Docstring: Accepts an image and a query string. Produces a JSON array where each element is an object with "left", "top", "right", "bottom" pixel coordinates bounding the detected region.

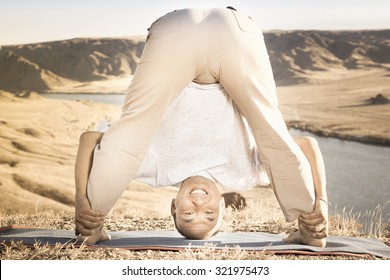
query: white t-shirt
[{"left": 133, "top": 82, "right": 269, "bottom": 191}]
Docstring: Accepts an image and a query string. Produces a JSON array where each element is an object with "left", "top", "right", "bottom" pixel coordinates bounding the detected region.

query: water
[
  {"left": 289, "top": 129, "right": 390, "bottom": 219},
  {"left": 41, "top": 93, "right": 126, "bottom": 105},
  {"left": 43, "top": 93, "right": 390, "bottom": 220}
]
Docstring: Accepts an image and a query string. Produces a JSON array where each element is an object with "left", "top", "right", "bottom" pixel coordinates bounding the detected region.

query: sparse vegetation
[{"left": 1, "top": 202, "right": 388, "bottom": 260}]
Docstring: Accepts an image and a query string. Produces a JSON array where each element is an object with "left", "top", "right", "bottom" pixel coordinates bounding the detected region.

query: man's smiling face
[{"left": 171, "top": 176, "right": 225, "bottom": 239}]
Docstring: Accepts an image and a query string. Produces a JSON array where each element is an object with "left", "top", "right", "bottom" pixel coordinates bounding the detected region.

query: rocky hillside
[
  {"left": 0, "top": 30, "right": 389, "bottom": 91},
  {"left": 0, "top": 38, "right": 144, "bottom": 92},
  {"left": 266, "top": 30, "right": 390, "bottom": 85}
]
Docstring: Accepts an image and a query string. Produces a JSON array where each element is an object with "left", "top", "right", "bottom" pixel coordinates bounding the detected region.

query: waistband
[{"left": 188, "top": 82, "right": 224, "bottom": 91}]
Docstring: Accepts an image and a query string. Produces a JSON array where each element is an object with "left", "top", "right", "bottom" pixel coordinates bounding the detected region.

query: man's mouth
[{"left": 190, "top": 189, "right": 208, "bottom": 195}]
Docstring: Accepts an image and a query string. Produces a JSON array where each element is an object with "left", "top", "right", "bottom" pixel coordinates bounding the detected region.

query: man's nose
[{"left": 192, "top": 196, "right": 206, "bottom": 206}]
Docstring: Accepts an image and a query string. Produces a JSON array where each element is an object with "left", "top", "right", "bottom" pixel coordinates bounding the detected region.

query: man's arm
[
  {"left": 74, "top": 131, "right": 105, "bottom": 236},
  {"left": 293, "top": 136, "right": 328, "bottom": 239}
]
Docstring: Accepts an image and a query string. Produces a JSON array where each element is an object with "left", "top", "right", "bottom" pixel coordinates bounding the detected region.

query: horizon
[
  {"left": 1, "top": 0, "right": 390, "bottom": 45},
  {"left": 1, "top": 28, "right": 390, "bottom": 47}
]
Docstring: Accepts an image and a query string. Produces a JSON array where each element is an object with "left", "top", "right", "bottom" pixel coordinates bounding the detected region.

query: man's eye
[
  {"left": 185, "top": 212, "right": 193, "bottom": 215},
  {"left": 205, "top": 211, "right": 214, "bottom": 214}
]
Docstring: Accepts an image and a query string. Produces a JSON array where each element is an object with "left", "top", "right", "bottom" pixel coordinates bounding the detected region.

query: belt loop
[{"left": 226, "top": 6, "right": 237, "bottom": 11}]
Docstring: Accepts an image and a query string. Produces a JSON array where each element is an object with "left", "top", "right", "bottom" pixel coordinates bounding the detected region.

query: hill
[
  {"left": 0, "top": 30, "right": 389, "bottom": 92},
  {"left": 266, "top": 30, "right": 390, "bottom": 84},
  {"left": 0, "top": 37, "right": 144, "bottom": 92}
]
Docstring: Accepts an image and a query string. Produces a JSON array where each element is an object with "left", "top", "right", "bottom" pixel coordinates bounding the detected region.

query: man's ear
[
  {"left": 220, "top": 197, "right": 226, "bottom": 213},
  {"left": 171, "top": 199, "right": 176, "bottom": 216}
]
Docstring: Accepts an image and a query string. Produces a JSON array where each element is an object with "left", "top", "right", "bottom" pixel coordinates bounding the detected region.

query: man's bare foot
[
  {"left": 282, "top": 221, "right": 326, "bottom": 248},
  {"left": 76, "top": 224, "right": 111, "bottom": 245}
]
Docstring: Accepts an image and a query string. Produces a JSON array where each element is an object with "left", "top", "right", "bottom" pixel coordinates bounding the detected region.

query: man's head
[{"left": 171, "top": 176, "right": 225, "bottom": 239}]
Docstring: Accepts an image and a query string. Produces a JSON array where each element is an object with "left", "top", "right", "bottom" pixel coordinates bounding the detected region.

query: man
[
  {"left": 75, "top": 83, "right": 328, "bottom": 246},
  {"left": 75, "top": 7, "right": 328, "bottom": 246}
]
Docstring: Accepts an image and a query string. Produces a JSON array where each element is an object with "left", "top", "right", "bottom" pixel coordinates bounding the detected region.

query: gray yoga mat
[{"left": 1, "top": 226, "right": 389, "bottom": 258}]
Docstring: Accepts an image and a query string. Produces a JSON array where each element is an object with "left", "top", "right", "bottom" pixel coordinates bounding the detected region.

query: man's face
[{"left": 171, "top": 176, "right": 225, "bottom": 239}]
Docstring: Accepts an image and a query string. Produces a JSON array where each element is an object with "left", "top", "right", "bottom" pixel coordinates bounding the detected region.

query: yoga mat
[{"left": 1, "top": 226, "right": 389, "bottom": 258}]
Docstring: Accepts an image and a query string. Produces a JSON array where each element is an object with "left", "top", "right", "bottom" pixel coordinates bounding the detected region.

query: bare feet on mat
[
  {"left": 282, "top": 221, "right": 326, "bottom": 247},
  {"left": 283, "top": 199, "right": 328, "bottom": 247},
  {"left": 75, "top": 196, "right": 109, "bottom": 244},
  {"left": 76, "top": 224, "right": 111, "bottom": 245}
]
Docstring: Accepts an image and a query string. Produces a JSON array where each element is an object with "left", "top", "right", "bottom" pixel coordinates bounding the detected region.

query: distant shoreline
[
  {"left": 39, "top": 92, "right": 126, "bottom": 95},
  {"left": 287, "top": 120, "right": 390, "bottom": 147},
  {"left": 40, "top": 91, "right": 390, "bottom": 148}
]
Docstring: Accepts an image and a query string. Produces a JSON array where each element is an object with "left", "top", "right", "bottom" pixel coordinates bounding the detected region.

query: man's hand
[
  {"left": 75, "top": 197, "right": 104, "bottom": 236},
  {"left": 299, "top": 199, "right": 328, "bottom": 239},
  {"left": 283, "top": 199, "right": 328, "bottom": 247}
]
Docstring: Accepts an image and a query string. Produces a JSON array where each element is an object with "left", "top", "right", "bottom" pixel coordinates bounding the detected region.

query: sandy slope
[{"left": 0, "top": 91, "right": 118, "bottom": 213}]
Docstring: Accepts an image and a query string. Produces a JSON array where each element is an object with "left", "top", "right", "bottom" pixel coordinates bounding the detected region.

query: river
[{"left": 43, "top": 93, "right": 390, "bottom": 223}]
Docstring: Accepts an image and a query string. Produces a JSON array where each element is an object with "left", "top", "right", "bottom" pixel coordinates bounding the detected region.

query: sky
[{"left": 0, "top": 0, "right": 389, "bottom": 45}]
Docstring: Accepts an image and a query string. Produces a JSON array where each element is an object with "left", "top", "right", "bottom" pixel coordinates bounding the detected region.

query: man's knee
[
  {"left": 294, "top": 136, "right": 318, "bottom": 152},
  {"left": 79, "top": 131, "right": 103, "bottom": 145}
]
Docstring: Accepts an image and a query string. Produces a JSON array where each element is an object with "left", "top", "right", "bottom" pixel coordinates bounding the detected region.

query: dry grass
[{"left": 1, "top": 203, "right": 388, "bottom": 260}]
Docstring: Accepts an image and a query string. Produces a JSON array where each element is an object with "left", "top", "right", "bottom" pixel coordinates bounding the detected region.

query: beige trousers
[{"left": 87, "top": 8, "right": 315, "bottom": 221}]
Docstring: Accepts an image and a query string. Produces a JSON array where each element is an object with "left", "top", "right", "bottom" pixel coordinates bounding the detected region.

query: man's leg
[
  {"left": 85, "top": 9, "right": 210, "bottom": 216},
  {"left": 74, "top": 132, "right": 110, "bottom": 243},
  {"left": 282, "top": 137, "right": 328, "bottom": 247},
  {"left": 209, "top": 9, "right": 315, "bottom": 222}
]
